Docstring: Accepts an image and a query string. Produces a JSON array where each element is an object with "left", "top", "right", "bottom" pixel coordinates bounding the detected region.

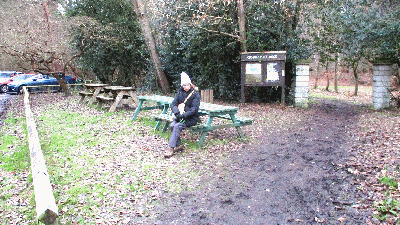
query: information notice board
[{"left": 240, "top": 51, "right": 286, "bottom": 103}]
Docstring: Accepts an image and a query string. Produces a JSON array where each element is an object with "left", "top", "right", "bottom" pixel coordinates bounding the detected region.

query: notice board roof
[{"left": 241, "top": 51, "right": 286, "bottom": 62}]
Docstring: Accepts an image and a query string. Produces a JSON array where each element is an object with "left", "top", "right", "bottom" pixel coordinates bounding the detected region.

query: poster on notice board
[
  {"left": 266, "top": 63, "right": 279, "bottom": 81},
  {"left": 245, "top": 63, "right": 262, "bottom": 83}
]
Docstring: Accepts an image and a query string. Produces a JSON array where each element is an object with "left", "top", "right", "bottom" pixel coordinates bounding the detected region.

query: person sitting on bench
[{"left": 164, "top": 72, "right": 200, "bottom": 158}]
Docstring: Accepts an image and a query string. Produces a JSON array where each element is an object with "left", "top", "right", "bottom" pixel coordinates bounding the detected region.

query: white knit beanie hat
[{"left": 180, "top": 72, "right": 191, "bottom": 86}]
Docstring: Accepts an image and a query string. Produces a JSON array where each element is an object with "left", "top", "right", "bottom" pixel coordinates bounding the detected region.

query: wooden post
[
  {"left": 201, "top": 89, "right": 213, "bottom": 103},
  {"left": 23, "top": 87, "right": 58, "bottom": 224}
]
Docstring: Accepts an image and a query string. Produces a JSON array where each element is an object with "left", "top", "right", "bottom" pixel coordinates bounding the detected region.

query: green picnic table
[{"left": 131, "top": 95, "right": 253, "bottom": 146}]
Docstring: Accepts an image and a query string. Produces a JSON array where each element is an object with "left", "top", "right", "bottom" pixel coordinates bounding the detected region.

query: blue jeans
[{"left": 168, "top": 120, "right": 187, "bottom": 148}]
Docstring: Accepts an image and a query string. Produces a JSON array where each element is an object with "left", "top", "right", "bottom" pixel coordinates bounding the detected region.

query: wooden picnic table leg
[
  {"left": 127, "top": 90, "right": 139, "bottom": 106},
  {"left": 229, "top": 113, "right": 244, "bottom": 138},
  {"left": 89, "top": 87, "right": 102, "bottom": 105},
  {"left": 97, "top": 98, "right": 103, "bottom": 108},
  {"left": 198, "top": 116, "right": 214, "bottom": 147},
  {"left": 154, "top": 104, "right": 170, "bottom": 131},
  {"left": 79, "top": 94, "right": 86, "bottom": 103},
  {"left": 131, "top": 100, "right": 144, "bottom": 121},
  {"left": 109, "top": 91, "right": 124, "bottom": 112}
]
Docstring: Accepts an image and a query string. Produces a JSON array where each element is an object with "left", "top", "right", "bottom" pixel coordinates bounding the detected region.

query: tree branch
[{"left": 196, "top": 26, "right": 240, "bottom": 39}]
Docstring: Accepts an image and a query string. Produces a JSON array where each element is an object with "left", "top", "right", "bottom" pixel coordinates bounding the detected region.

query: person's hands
[{"left": 175, "top": 114, "right": 183, "bottom": 121}]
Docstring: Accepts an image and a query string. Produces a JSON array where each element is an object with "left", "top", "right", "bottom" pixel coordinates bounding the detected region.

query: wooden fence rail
[{"left": 23, "top": 87, "right": 58, "bottom": 224}]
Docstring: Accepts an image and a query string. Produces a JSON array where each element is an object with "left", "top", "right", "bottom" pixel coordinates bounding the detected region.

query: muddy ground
[
  {"left": 145, "top": 98, "right": 371, "bottom": 224},
  {"left": 0, "top": 93, "right": 377, "bottom": 224}
]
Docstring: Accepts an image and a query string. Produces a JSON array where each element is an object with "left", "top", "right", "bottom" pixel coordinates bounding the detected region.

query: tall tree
[
  {"left": 365, "top": 0, "right": 400, "bottom": 65},
  {"left": 338, "top": 0, "right": 369, "bottom": 96},
  {"left": 130, "top": 0, "right": 170, "bottom": 94},
  {"left": 309, "top": 0, "right": 342, "bottom": 93},
  {"left": 246, "top": 0, "right": 311, "bottom": 99},
  {"left": 66, "top": 0, "right": 148, "bottom": 87},
  {"left": 237, "top": 0, "right": 247, "bottom": 52},
  {"left": 155, "top": 0, "right": 311, "bottom": 101},
  {"left": 0, "top": 0, "right": 72, "bottom": 80}
]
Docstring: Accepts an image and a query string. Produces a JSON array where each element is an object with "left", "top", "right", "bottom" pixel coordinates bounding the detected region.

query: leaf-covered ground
[{"left": 0, "top": 87, "right": 399, "bottom": 224}]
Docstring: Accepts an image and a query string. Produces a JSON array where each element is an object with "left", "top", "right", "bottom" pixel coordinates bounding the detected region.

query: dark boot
[
  {"left": 164, "top": 147, "right": 174, "bottom": 158},
  {"left": 174, "top": 145, "right": 184, "bottom": 152}
]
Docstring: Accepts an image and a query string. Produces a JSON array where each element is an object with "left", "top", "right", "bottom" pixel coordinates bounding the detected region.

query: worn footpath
[{"left": 148, "top": 99, "right": 371, "bottom": 224}]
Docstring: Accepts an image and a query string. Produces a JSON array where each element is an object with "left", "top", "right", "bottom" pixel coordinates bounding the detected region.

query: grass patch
[
  {"left": 373, "top": 175, "right": 400, "bottom": 221},
  {"left": 135, "top": 116, "right": 157, "bottom": 128},
  {"left": 0, "top": 93, "right": 253, "bottom": 224},
  {"left": 0, "top": 114, "right": 35, "bottom": 223},
  {"left": 0, "top": 117, "right": 30, "bottom": 171},
  {"left": 380, "top": 176, "right": 398, "bottom": 189},
  {"left": 314, "top": 86, "right": 372, "bottom": 93},
  {"left": 31, "top": 101, "right": 204, "bottom": 223},
  {"left": 374, "top": 197, "right": 400, "bottom": 221},
  {"left": 309, "top": 92, "right": 338, "bottom": 100}
]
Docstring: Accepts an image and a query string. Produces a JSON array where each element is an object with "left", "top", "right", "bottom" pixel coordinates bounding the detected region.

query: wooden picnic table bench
[
  {"left": 79, "top": 83, "right": 109, "bottom": 104},
  {"left": 96, "top": 86, "right": 138, "bottom": 112},
  {"left": 131, "top": 95, "right": 253, "bottom": 146}
]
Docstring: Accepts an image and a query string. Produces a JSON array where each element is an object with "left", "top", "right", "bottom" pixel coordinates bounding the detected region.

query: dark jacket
[{"left": 171, "top": 87, "right": 200, "bottom": 127}]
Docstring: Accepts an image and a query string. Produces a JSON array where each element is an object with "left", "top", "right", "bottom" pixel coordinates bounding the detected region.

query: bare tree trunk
[
  {"left": 131, "top": 0, "right": 170, "bottom": 94},
  {"left": 42, "top": 0, "right": 70, "bottom": 96},
  {"left": 42, "top": 0, "right": 68, "bottom": 95},
  {"left": 237, "top": 0, "right": 247, "bottom": 52},
  {"left": 314, "top": 63, "right": 319, "bottom": 89},
  {"left": 353, "top": 62, "right": 359, "bottom": 96},
  {"left": 42, "top": 0, "right": 51, "bottom": 32},
  {"left": 325, "top": 62, "right": 330, "bottom": 91},
  {"left": 395, "top": 64, "right": 400, "bottom": 86},
  {"left": 334, "top": 53, "right": 339, "bottom": 93}
]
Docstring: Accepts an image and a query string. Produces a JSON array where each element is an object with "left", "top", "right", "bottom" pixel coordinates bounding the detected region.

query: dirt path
[{"left": 149, "top": 98, "right": 371, "bottom": 224}]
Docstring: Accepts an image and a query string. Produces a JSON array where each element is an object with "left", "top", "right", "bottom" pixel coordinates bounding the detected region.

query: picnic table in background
[
  {"left": 96, "top": 86, "right": 138, "bottom": 112},
  {"left": 79, "top": 83, "right": 109, "bottom": 104},
  {"left": 131, "top": 95, "right": 253, "bottom": 146}
]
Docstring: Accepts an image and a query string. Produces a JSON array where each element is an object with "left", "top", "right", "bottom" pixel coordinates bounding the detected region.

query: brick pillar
[
  {"left": 295, "top": 63, "right": 310, "bottom": 107},
  {"left": 373, "top": 63, "right": 393, "bottom": 110}
]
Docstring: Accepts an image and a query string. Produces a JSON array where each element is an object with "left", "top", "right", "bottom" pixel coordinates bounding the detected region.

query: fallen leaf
[{"left": 338, "top": 216, "right": 346, "bottom": 223}]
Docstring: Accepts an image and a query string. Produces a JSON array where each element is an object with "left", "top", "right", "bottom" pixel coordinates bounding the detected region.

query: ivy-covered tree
[
  {"left": 158, "top": 0, "right": 242, "bottom": 100},
  {"left": 246, "top": 0, "right": 312, "bottom": 98},
  {"left": 309, "top": 0, "right": 342, "bottom": 92},
  {"left": 365, "top": 0, "right": 400, "bottom": 66},
  {"left": 338, "top": 0, "right": 371, "bottom": 96},
  {"left": 309, "top": 0, "right": 400, "bottom": 96},
  {"left": 157, "top": 0, "right": 311, "bottom": 101},
  {"left": 65, "top": 0, "right": 149, "bottom": 87}
]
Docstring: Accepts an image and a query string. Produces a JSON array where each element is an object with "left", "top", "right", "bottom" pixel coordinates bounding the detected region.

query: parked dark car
[
  {"left": 7, "top": 74, "right": 77, "bottom": 94},
  {"left": 0, "top": 73, "right": 36, "bottom": 93}
]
